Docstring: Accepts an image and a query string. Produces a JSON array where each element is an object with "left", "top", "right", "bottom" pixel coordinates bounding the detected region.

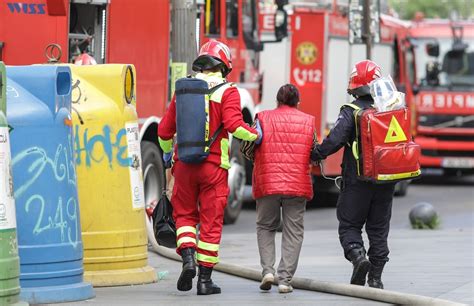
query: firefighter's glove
[
  {"left": 163, "top": 152, "right": 172, "bottom": 168},
  {"left": 255, "top": 119, "right": 263, "bottom": 145}
]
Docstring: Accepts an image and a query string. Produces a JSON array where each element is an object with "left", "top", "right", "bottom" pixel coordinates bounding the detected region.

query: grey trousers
[{"left": 256, "top": 194, "right": 306, "bottom": 285}]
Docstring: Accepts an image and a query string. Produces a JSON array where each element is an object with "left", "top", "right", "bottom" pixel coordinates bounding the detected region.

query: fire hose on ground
[{"left": 149, "top": 244, "right": 463, "bottom": 306}]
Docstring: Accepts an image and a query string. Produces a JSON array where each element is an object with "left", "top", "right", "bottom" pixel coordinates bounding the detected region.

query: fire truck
[
  {"left": 258, "top": 1, "right": 413, "bottom": 198},
  {"left": 393, "top": 19, "right": 474, "bottom": 176},
  {"left": 0, "top": 0, "right": 272, "bottom": 229}
]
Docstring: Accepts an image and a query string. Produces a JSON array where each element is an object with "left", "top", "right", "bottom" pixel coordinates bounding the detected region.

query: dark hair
[{"left": 277, "top": 84, "right": 300, "bottom": 107}]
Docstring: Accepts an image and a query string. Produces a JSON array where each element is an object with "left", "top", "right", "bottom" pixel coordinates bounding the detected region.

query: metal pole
[
  {"left": 363, "top": 0, "right": 372, "bottom": 60},
  {"left": 171, "top": 0, "right": 197, "bottom": 75}
]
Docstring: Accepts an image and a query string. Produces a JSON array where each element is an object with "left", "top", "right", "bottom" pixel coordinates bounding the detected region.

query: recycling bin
[
  {"left": 7, "top": 65, "right": 94, "bottom": 304},
  {"left": 70, "top": 64, "right": 156, "bottom": 286}
]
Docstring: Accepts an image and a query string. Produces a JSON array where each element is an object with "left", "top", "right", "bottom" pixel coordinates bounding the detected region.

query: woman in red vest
[{"left": 252, "top": 84, "right": 317, "bottom": 293}]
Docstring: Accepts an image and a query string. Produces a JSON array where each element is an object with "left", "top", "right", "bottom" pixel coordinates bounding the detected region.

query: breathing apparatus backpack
[
  {"left": 344, "top": 104, "right": 421, "bottom": 183},
  {"left": 175, "top": 76, "right": 229, "bottom": 163}
]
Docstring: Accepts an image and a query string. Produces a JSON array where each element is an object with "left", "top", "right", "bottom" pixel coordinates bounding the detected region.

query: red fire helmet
[
  {"left": 348, "top": 60, "right": 381, "bottom": 93},
  {"left": 192, "top": 39, "right": 233, "bottom": 76}
]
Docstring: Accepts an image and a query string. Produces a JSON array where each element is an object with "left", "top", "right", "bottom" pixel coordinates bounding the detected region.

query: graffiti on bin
[
  {"left": 6, "top": 85, "right": 19, "bottom": 98},
  {"left": 74, "top": 125, "right": 129, "bottom": 168},
  {"left": 12, "top": 141, "right": 80, "bottom": 248}
]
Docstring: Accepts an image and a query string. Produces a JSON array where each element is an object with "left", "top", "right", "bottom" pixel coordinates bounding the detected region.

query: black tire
[
  {"left": 141, "top": 141, "right": 166, "bottom": 248},
  {"left": 394, "top": 180, "right": 409, "bottom": 197},
  {"left": 224, "top": 139, "right": 246, "bottom": 224}
]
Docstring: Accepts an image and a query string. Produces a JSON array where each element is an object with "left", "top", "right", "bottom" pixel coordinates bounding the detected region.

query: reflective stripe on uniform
[
  {"left": 196, "top": 253, "right": 219, "bottom": 264},
  {"left": 220, "top": 138, "right": 230, "bottom": 169},
  {"left": 232, "top": 126, "right": 258, "bottom": 141},
  {"left": 176, "top": 226, "right": 197, "bottom": 236},
  {"left": 177, "top": 236, "right": 197, "bottom": 248},
  {"left": 198, "top": 240, "right": 220, "bottom": 252},
  {"left": 158, "top": 137, "right": 173, "bottom": 153},
  {"left": 377, "top": 169, "right": 421, "bottom": 181}
]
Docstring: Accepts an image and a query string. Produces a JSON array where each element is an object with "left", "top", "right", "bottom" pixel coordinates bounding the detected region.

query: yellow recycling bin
[{"left": 70, "top": 64, "right": 156, "bottom": 286}]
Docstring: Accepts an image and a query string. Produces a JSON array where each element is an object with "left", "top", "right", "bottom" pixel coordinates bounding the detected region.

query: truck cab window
[
  {"left": 205, "top": 0, "right": 221, "bottom": 36},
  {"left": 242, "top": 0, "right": 258, "bottom": 49},
  {"left": 405, "top": 49, "right": 416, "bottom": 86},
  {"left": 226, "top": 0, "right": 238, "bottom": 38}
]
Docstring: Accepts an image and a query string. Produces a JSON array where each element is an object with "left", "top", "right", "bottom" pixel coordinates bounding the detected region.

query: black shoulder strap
[
  {"left": 208, "top": 124, "right": 223, "bottom": 147},
  {"left": 208, "top": 81, "right": 228, "bottom": 95}
]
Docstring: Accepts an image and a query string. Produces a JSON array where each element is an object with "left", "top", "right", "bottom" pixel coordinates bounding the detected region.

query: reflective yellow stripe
[
  {"left": 352, "top": 141, "right": 359, "bottom": 160},
  {"left": 158, "top": 137, "right": 173, "bottom": 153},
  {"left": 177, "top": 236, "right": 196, "bottom": 248},
  {"left": 232, "top": 126, "right": 257, "bottom": 141},
  {"left": 176, "top": 226, "right": 196, "bottom": 236},
  {"left": 197, "top": 253, "right": 219, "bottom": 264},
  {"left": 220, "top": 138, "right": 230, "bottom": 170},
  {"left": 198, "top": 240, "right": 219, "bottom": 252},
  {"left": 377, "top": 169, "right": 421, "bottom": 181}
]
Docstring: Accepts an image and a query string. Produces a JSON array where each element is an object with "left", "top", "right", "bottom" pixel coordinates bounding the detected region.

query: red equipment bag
[{"left": 344, "top": 104, "right": 421, "bottom": 183}]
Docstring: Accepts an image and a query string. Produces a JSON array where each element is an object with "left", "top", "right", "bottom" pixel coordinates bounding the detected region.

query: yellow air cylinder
[{"left": 70, "top": 64, "right": 156, "bottom": 287}]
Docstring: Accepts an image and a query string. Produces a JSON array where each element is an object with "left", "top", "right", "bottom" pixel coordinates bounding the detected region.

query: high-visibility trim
[
  {"left": 377, "top": 169, "right": 421, "bottom": 181},
  {"left": 176, "top": 226, "right": 196, "bottom": 236},
  {"left": 232, "top": 126, "right": 258, "bottom": 141},
  {"left": 198, "top": 240, "right": 220, "bottom": 252},
  {"left": 177, "top": 236, "right": 197, "bottom": 248},
  {"left": 342, "top": 103, "right": 361, "bottom": 111},
  {"left": 209, "top": 83, "right": 232, "bottom": 103},
  {"left": 352, "top": 107, "right": 363, "bottom": 176},
  {"left": 197, "top": 253, "right": 219, "bottom": 264},
  {"left": 352, "top": 141, "right": 359, "bottom": 160},
  {"left": 158, "top": 137, "right": 173, "bottom": 153},
  {"left": 220, "top": 138, "right": 230, "bottom": 169},
  {"left": 204, "top": 94, "right": 210, "bottom": 152}
]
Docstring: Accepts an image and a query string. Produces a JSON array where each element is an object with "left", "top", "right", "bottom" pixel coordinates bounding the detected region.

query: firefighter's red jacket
[
  {"left": 253, "top": 105, "right": 314, "bottom": 200},
  {"left": 158, "top": 72, "right": 258, "bottom": 169}
]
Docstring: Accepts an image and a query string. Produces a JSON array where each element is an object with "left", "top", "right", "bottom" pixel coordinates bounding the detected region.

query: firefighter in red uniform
[{"left": 158, "top": 40, "right": 261, "bottom": 295}]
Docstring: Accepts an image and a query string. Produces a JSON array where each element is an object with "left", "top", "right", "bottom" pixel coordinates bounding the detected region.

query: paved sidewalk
[
  {"left": 219, "top": 228, "right": 473, "bottom": 305},
  {"left": 64, "top": 228, "right": 472, "bottom": 306}
]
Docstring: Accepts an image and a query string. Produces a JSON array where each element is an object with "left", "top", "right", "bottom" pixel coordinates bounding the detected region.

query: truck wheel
[
  {"left": 224, "top": 139, "right": 245, "bottom": 224},
  {"left": 141, "top": 141, "right": 165, "bottom": 249},
  {"left": 394, "top": 180, "right": 409, "bottom": 197}
]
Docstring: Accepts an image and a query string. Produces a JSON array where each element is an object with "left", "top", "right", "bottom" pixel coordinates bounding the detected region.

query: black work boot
[
  {"left": 177, "top": 248, "right": 196, "bottom": 291},
  {"left": 368, "top": 260, "right": 386, "bottom": 289},
  {"left": 347, "top": 247, "right": 371, "bottom": 286},
  {"left": 197, "top": 265, "right": 221, "bottom": 295}
]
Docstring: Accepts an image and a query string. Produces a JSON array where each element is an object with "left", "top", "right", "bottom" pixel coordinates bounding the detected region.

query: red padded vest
[{"left": 252, "top": 105, "right": 315, "bottom": 200}]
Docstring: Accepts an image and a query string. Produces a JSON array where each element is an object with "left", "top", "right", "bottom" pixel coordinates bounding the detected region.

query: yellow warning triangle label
[{"left": 384, "top": 116, "right": 407, "bottom": 143}]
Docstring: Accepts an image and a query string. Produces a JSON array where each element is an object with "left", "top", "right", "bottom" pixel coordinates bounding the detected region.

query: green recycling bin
[{"left": 0, "top": 63, "right": 26, "bottom": 306}]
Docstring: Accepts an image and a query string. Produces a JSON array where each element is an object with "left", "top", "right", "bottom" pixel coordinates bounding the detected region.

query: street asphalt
[{"left": 37, "top": 175, "right": 474, "bottom": 305}]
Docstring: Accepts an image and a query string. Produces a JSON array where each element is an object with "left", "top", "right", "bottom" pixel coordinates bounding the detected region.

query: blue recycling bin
[{"left": 6, "top": 65, "right": 94, "bottom": 304}]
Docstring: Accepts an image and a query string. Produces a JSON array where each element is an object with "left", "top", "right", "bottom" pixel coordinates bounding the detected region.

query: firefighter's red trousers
[{"left": 172, "top": 161, "right": 228, "bottom": 267}]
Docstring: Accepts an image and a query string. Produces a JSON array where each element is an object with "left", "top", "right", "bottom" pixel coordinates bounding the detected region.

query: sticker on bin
[
  {"left": 441, "top": 157, "right": 474, "bottom": 169},
  {"left": 0, "top": 127, "right": 17, "bottom": 230},
  {"left": 126, "top": 122, "right": 145, "bottom": 209}
]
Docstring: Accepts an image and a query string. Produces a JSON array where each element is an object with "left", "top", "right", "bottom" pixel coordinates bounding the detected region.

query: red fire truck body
[
  {"left": 394, "top": 20, "right": 474, "bottom": 175},
  {"left": 259, "top": 2, "right": 406, "bottom": 195},
  {"left": 0, "top": 0, "right": 264, "bottom": 223}
]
